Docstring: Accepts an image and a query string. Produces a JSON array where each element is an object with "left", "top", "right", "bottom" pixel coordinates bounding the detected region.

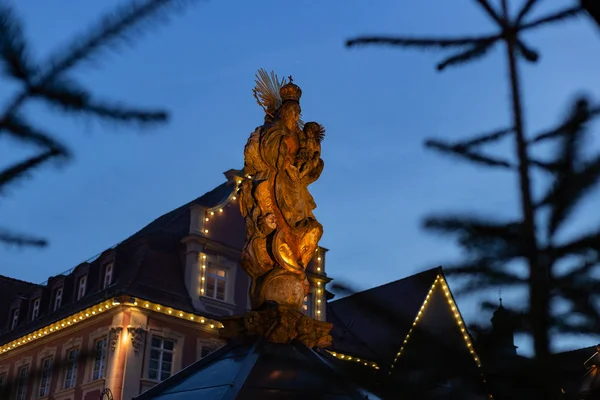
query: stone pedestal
[{"left": 220, "top": 302, "right": 332, "bottom": 348}]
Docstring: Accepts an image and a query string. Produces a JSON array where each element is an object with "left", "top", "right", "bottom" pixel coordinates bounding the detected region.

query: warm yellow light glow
[
  {"left": 0, "top": 295, "right": 223, "bottom": 355},
  {"left": 204, "top": 229, "right": 209, "bottom": 233},
  {"left": 317, "top": 257, "right": 321, "bottom": 261}
]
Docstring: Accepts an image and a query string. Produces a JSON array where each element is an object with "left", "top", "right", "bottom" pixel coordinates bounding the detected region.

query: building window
[
  {"left": 31, "top": 298, "right": 40, "bottom": 320},
  {"left": 76, "top": 275, "right": 87, "bottom": 300},
  {"left": 63, "top": 348, "right": 79, "bottom": 389},
  {"left": 149, "top": 337, "right": 174, "bottom": 381},
  {"left": 53, "top": 287, "right": 63, "bottom": 311},
  {"left": 16, "top": 365, "right": 28, "bottom": 400},
  {"left": 38, "top": 357, "right": 53, "bottom": 397},
  {"left": 103, "top": 263, "right": 113, "bottom": 289},
  {"left": 205, "top": 266, "right": 227, "bottom": 301},
  {"left": 92, "top": 337, "right": 108, "bottom": 380},
  {"left": 10, "top": 307, "right": 19, "bottom": 330}
]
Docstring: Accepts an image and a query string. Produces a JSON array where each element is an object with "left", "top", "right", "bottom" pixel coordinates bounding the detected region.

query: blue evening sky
[{"left": 1, "top": 1, "right": 599, "bottom": 355}]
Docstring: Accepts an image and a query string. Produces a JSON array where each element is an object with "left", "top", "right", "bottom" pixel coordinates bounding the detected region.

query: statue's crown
[{"left": 279, "top": 76, "right": 302, "bottom": 103}]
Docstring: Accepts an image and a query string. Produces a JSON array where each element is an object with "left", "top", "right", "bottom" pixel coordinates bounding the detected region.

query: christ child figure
[{"left": 294, "top": 121, "right": 325, "bottom": 176}]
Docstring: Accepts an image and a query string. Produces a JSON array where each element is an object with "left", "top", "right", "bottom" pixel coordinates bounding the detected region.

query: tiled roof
[
  {"left": 0, "top": 175, "right": 241, "bottom": 346},
  {"left": 327, "top": 267, "right": 441, "bottom": 366}
]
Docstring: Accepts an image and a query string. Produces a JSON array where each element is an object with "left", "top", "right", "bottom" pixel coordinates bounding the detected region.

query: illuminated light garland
[
  {"left": 388, "top": 274, "right": 494, "bottom": 399},
  {"left": 0, "top": 299, "right": 115, "bottom": 355},
  {"left": 200, "top": 253, "right": 207, "bottom": 294},
  {"left": 326, "top": 349, "right": 379, "bottom": 369},
  {"left": 0, "top": 296, "right": 224, "bottom": 356},
  {"left": 316, "top": 249, "right": 322, "bottom": 273},
  {"left": 315, "top": 281, "right": 324, "bottom": 319},
  {"left": 392, "top": 277, "right": 439, "bottom": 365}
]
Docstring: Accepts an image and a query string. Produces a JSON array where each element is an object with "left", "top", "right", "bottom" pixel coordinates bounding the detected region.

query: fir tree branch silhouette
[
  {"left": 581, "top": 0, "right": 600, "bottom": 27},
  {"left": 0, "top": 0, "right": 201, "bottom": 248},
  {"left": 346, "top": 1, "right": 599, "bottom": 397}
]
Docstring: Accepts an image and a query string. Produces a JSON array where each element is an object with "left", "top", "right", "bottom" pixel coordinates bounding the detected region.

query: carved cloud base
[{"left": 219, "top": 302, "right": 332, "bottom": 349}]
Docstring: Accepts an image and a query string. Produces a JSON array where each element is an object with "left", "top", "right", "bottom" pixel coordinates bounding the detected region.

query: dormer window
[
  {"left": 77, "top": 275, "right": 87, "bottom": 300},
  {"left": 10, "top": 308, "right": 19, "bottom": 330},
  {"left": 53, "top": 287, "right": 63, "bottom": 311},
  {"left": 103, "top": 263, "right": 113, "bottom": 289},
  {"left": 205, "top": 266, "right": 227, "bottom": 301},
  {"left": 31, "top": 298, "right": 40, "bottom": 320}
]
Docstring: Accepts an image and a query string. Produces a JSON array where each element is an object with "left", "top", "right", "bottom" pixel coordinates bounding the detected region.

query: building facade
[
  {"left": 3, "top": 170, "right": 594, "bottom": 399},
  {"left": 0, "top": 171, "right": 330, "bottom": 400}
]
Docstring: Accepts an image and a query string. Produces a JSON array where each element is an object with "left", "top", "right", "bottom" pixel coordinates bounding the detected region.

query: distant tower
[{"left": 490, "top": 296, "right": 517, "bottom": 357}]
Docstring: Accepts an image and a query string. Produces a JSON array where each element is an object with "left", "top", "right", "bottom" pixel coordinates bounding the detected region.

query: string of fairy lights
[
  {"left": 390, "top": 275, "right": 482, "bottom": 369},
  {"left": 325, "top": 272, "right": 494, "bottom": 399},
  {"left": 0, "top": 297, "right": 223, "bottom": 356},
  {"left": 200, "top": 253, "right": 207, "bottom": 295},
  {"left": 385, "top": 274, "right": 493, "bottom": 399},
  {"left": 326, "top": 349, "right": 380, "bottom": 369}
]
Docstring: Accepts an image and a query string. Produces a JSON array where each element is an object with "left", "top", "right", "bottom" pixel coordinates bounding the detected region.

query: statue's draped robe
[{"left": 240, "top": 117, "right": 324, "bottom": 307}]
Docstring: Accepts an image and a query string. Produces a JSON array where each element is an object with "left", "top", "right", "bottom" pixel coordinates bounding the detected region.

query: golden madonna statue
[
  {"left": 240, "top": 70, "right": 325, "bottom": 310},
  {"left": 221, "top": 70, "right": 331, "bottom": 348}
]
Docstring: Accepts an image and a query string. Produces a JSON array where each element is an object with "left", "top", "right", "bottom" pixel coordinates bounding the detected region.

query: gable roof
[
  {"left": 327, "top": 267, "right": 441, "bottom": 366},
  {"left": 327, "top": 268, "right": 492, "bottom": 397}
]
